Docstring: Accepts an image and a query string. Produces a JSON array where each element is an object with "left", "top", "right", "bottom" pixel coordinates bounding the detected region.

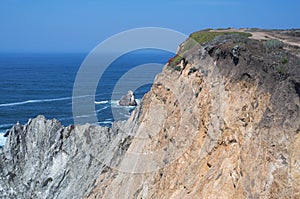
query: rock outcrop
[
  {"left": 0, "top": 29, "right": 299, "bottom": 198},
  {"left": 0, "top": 116, "right": 133, "bottom": 198}
]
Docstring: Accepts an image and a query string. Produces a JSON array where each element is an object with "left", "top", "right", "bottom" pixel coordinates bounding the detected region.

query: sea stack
[{"left": 119, "top": 90, "right": 137, "bottom": 106}]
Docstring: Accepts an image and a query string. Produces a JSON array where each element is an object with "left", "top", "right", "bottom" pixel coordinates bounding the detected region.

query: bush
[
  {"left": 174, "top": 66, "right": 182, "bottom": 72},
  {"left": 282, "top": 57, "right": 288, "bottom": 64},
  {"left": 216, "top": 27, "right": 231, "bottom": 30},
  {"left": 188, "top": 67, "right": 197, "bottom": 75},
  {"left": 264, "top": 39, "right": 284, "bottom": 51},
  {"left": 277, "top": 65, "right": 286, "bottom": 75}
]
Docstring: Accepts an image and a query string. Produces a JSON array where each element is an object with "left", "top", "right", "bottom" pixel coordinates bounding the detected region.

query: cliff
[{"left": 0, "top": 29, "right": 299, "bottom": 198}]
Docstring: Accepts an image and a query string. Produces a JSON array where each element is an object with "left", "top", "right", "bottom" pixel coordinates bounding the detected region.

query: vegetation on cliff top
[
  {"left": 168, "top": 30, "right": 252, "bottom": 67},
  {"left": 189, "top": 30, "right": 252, "bottom": 46}
]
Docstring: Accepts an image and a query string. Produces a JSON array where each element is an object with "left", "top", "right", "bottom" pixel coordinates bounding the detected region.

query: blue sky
[{"left": 0, "top": 0, "right": 299, "bottom": 53}]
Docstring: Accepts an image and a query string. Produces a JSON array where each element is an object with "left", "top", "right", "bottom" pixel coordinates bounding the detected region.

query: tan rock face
[{"left": 87, "top": 33, "right": 300, "bottom": 199}]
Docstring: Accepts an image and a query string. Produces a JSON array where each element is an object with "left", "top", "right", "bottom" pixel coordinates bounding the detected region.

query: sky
[{"left": 0, "top": 0, "right": 299, "bottom": 53}]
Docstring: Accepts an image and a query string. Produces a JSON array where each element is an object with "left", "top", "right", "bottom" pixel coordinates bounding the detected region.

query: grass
[
  {"left": 168, "top": 54, "right": 182, "bottom": 67},
  {"left": 182, "top": 30, "right": 252, "bottom": 54},
  {"left": 190, "top": 30, "right": 251, "bottom": 45}
]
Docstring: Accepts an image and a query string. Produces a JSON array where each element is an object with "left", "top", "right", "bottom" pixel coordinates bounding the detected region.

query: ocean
[{"left": 0, "top": 49, "right": 174, "bottom": 146}]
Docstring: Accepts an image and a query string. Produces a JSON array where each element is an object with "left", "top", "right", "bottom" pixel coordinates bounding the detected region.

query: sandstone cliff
[{"left": 0, "top": 29, "right": 299, "bottom": 198}]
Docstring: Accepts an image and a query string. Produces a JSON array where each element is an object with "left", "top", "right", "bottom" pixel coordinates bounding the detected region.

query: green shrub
[
  {"left": 264, "top": 39, "right": 284, "bottom": 51},
  {"left": 277, "top": 65, "right": 286, "bottom": 75},
  {"left": 216, "top": 27, "right": 231, "bottom": 30},
  {"left": 188, "top": 67, "right": 197, "bottom": 75},
  {"left": 281, "top": 57, "right": 288, "bottom": 64},
  {"left": 174, "top": 66, "right": 182, "bottom": 72}
]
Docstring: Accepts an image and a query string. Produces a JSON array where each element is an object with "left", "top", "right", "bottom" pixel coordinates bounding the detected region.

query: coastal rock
[
  {"left": 119, "top": 90, "right": 137, "bottom": 106},
  {"left": 0, "top": 116, "right": 133, "bottom": 198},
  {"left": 0, "top": 29, "right": 300, "bottom": 198}
]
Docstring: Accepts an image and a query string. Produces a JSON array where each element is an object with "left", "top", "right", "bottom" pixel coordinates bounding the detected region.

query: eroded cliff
[{"left": 0, "top": 29, "right": 299, "bottom": 198}]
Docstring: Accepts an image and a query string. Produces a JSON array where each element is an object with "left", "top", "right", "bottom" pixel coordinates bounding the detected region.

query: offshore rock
[{"left": 119, "top": 90, "right": 137, "bottom": 106}]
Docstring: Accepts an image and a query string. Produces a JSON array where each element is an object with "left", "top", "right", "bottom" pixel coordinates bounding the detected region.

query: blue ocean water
[{"left": 0, "top": 49, "right": 174, "bottom": 146}]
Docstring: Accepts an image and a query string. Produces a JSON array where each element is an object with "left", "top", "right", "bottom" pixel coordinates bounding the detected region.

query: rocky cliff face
[{"left": 0, "top": 29, "right": 299, "bottom": 198}]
